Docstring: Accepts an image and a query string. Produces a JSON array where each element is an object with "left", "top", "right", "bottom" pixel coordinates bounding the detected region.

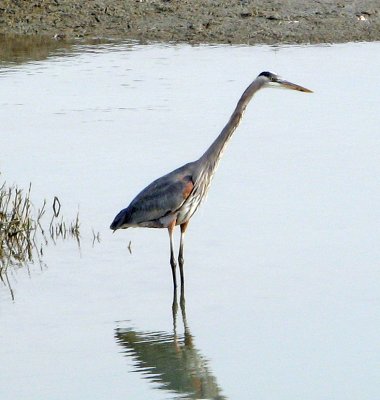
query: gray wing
[{"left": 110, "top": 163, "right": 195, "bottom": 229}]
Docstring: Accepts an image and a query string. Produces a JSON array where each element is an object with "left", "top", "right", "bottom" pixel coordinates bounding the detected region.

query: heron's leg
[
  {"left": 178, "top": 221, "right": 189, "bottom": 287},
  {"left": 172, "top": 288, "right": 178, "bottom": 333},
  {"left": 168, "top": 221, "right": 177, "bottom": 288}
]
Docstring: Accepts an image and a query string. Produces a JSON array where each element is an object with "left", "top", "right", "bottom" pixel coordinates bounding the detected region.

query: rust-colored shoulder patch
[{"left": 182, "top": 179, "right": 194, "bottom": 199}]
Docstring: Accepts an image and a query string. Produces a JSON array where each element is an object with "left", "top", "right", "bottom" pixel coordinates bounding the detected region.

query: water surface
[{"left": 1, "top": 41, "right": 380, "bottom": 400}]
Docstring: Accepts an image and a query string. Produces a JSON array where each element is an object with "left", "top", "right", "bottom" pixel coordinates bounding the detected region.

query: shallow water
[{"left": 1, "top": 41, "right": 380, "bottom": 400}]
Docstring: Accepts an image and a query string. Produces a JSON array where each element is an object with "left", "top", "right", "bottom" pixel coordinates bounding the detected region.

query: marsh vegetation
[{"left": 0, "top": 177, "right": 81, "bottom": 298}]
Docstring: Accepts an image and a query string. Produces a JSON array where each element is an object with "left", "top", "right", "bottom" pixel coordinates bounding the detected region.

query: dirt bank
[{"left": 0, "top": 0, "right": 379, "bottom": 45}]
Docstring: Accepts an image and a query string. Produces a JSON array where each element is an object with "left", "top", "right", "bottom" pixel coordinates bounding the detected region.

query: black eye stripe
[
  {"left": 258, "top": 71, "right": 278, "bottom": 81},
  {"left": 258, "top": 71, "right": 272, "bottom": 78}
]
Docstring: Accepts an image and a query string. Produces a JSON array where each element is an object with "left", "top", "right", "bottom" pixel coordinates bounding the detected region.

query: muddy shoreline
[{"left": 0, "top": 1, "right": 379, "bottom": 45}]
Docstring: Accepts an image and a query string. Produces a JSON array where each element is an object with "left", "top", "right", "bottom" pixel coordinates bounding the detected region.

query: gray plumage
[
  {"left": 111, "top": 164, "right": 198, "bottom": 228},
  {"left": 110, "top": 71, "right": 312, "bottom": 288}
]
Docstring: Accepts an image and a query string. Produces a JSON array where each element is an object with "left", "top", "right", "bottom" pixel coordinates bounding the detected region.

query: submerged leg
[
  {"left": 172, "top": 287, "right": 178, "bottom": 334},
  {"left": 168, "top": 221, "right": 177, "bottom": 288},
  {"left": 178, "top": 221, "right": 189, "bottom": 287}
]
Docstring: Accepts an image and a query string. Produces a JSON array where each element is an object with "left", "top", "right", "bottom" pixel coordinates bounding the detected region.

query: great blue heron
[{"left": 110, "top": 71, "right": 312, "bottom": 288}]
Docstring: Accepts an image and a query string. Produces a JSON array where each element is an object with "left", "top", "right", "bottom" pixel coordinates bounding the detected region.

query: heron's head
[{"left": 258, "top": 71, "right": 313, "bottom": 93}]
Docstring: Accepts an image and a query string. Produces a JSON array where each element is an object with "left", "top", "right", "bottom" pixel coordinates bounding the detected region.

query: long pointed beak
[{"left": 277, "top": 79, "right": 313, "bottom": 93}]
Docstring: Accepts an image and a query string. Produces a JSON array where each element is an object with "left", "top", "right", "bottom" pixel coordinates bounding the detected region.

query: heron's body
[
  {"left": 111, "top": 162, "right": 200, "bottom": 229},
  {"left": 111, "top": 71, "right": 312, "bottom": 288}
]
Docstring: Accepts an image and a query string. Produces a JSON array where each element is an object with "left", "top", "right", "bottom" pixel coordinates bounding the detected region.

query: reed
[{"left": 0, "top": 180, "right": 81, "bottom": 285}]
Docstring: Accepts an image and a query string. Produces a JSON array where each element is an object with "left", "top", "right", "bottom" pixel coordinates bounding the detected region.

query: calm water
[{"left": 1, "top": 41, "right": 380, "bottom": 400}]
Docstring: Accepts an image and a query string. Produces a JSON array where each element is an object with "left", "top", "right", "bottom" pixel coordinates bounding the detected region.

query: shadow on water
[
  {"left": 0, "top": 34, "right": 73, "bottom": 66},
  {"left": 115, "top": 288, "right": 227, "bottom": 400},
  {"left": 0, "top": 34, "right": 118, "bottom": 68}
]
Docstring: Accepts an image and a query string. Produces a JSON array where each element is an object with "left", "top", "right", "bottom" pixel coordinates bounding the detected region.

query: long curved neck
[{"left": 199, "top": 77, "right": 265, "bottom": 171}]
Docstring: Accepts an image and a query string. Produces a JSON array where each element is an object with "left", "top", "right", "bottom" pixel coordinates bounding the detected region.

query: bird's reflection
[{"left": 115, "top": 288, "right": 227, "bottom": 399}]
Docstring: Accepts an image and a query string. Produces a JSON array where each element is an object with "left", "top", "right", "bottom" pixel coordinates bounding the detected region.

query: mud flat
[{"left": 0, "top": 0, "right": 379, "bottom": 45}]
